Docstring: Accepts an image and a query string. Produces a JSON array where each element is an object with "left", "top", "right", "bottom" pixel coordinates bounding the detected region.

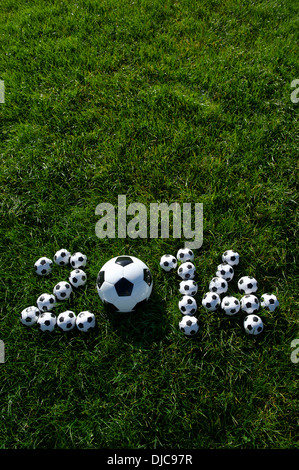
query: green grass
[{"left": 0, "top": 0, "right": 298, "bottom": 449}]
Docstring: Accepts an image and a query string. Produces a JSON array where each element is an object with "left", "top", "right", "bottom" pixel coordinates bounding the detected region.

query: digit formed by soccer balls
[
  {"left": 34, "top": 257, "right": 53, "bottom": 276},
  {"left": 76, "top": 311, "right": 96, "bottom": 332},
  {"left": 177, "top": 262, "right": 196, "bottom": 280},
  {"left": 179, "top": 315, "right": 199, "bottom": 337},
  {"left": 57, "top": 311, "right": 76, "bottom": 331},
  {"left": 216, "top": 263, "right": 234, "bottom": 282},
  {"left": 160, "top": 254, "right": 177, "bottom": 272},
  {"left": 54, "top": 249, "right": 71, "bottom": 266},
  {"left": 53, "top": 281, "right": 73, "bottom": 301},
  {"left": 209, "top": 276, "right": 228, "bottom": 295},
  {"left": 178, "top": 295, "right": 197, "bottom": 315},
  {"left": 260, "top": 293, "right": 279, "bottom": 312},
  {"left": 37, "top": 293, "right": 56, "bottom": 312},
  {"left": 70, "top": 252, "right": 87, "bottom": 269},
  {"left": 244, "top": 314, "right": 264, "bottom": 335},
  {"left": 69, "top": 269, "right": 87, "bottom": 288},
  {"left": 221, "top": 296, "right": 240, "bottom": 316},
  {"left": 238, "top": 276, "right": 258, "bottom": 294},
  {"left": 202, "top": 292, "right": 221, "bottom": 312},
  {"left": 20, "top": 306, "right": 39, "bottom": 326},
  {"left": 240, "top": 294, "right": 259, "bottom": 314},
  {"left": 176, "top": 248, "right": 194, "bottom": 263},
  {"left": 37, "top": 312, "right": 56, "bottom": 332},
  {"left": 96, "top": 255, "right": 153, "bottom": 313},
  {"left": 222, "top": 250, "right": 240, "bottom": 266},
  {"left": 179, "top": 280, "right": 198, "bottom": 296}
]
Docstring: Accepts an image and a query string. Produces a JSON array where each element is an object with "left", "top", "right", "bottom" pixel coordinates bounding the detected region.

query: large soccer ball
[{"left": 96, "top": 255, "right": 153, "bottom": 312}]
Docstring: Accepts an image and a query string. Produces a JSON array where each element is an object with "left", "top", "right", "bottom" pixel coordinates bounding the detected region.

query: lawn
[{"left": 0, "top": 0, "right": 298, "bottom": 449}]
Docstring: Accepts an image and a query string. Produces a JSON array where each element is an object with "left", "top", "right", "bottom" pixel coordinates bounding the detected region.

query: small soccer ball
[
  {"left": 53, "top": 281, "right": 73, "bottom": 301},
  {"left": 221, "top": 296, "right": 240, "bottom": 316},
  {"left": 160, "top": 254, "right": 177, "bottom": 272},
  {"left": 20, "top": 306, "right": 39, "bottom": 326},
  {"left": 69, "top": 269, "right": 87, "bottom": 288},
  {"left": 216, "top": 263, "right": 234, "bottom": 282},
  {"left": 76, "top": 311, "right": 96, "bottom": 332},
  {"left": 179, "top": 280, "right": 198, "bottom": 296},
  {"left": 54, "top": 249, "right": 71, "bottom": 266},
  {"left": 260, "top": 293, "right": 279, "bottom": 312},
  {"left": 176, "top": 248, "right": 194, "bottom": 263},
  {"left": 244, "top": 314, "right": 264, "bottom": 335},
  {"left": 34, "top": 257, "right": 53, "bottom": 276},
  {"left": 57, "top": 310, "right": 76, "bottom": 331},
  {"left": 70, "top": 252, "right": 87, "bottom": 269},
  {"left": 222, "top": 250, "right": 240, "bottom": 266},
  {"left": 240, "top": 294, "right": 260, "bottom": 314},
  {"left": 37, "top": 293, "right": 56, "bottom": 312},
  {"left": 179, "top": 315, "right": 199, "bottom": 337},
  {"left": 177, "top": 262, "right": 196, "bottom": 280},
  {"left": 238, "top": 276, "right": 258, "bottom": 294},
  {"left": 37, "top": 312, "right": 56, "bottom": 332},
  {"left": 202, "top": 292, "right": 221, "bottom": 311},
  {"left": 178, "top": 295, "right": 197, "bottom": 315},
  {"left": 209, "top": 277, "right": 228, "bottom": 295}
]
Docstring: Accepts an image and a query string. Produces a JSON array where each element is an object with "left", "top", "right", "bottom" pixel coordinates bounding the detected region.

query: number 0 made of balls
[{"left": 96, "top": 256, "right": 153, "bottom": 312}]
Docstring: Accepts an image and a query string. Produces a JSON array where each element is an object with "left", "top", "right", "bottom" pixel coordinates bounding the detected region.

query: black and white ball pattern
[
  {"left": 176, "top": 248, "right": 194, "bottom": 263},
  {"left": 179, "top": 315, "right": 199, "bottom": 336},
  {"left": 37, "top": 312, "right": 56, "bottom": 332},
  {"left": 238, "top": 276, "right": 258, "bottom": 294},
  {"left": 34, "top": 257, "right": 53, "bottom": 276},
  {"left": 216, "top": 263, "right": 234, "bottom": 282},
  {"left": 179, "top": 280, "right": 198, "bottom": 296},
  {"left": 70, "top": 252, "right": 87, "bottom": 269},
  {"left": 54, "top": 249, "right": 71, "bottom": 266},
  {"left": 202, "top": 292, "right": 221, "bottom": 312},
  {"left": 37, "top": 293, "right": 56, "bottom": 312},
  {"left": 76, "top": 311, "right": 96, "bottom": 332},
  {"left": 20, "top": 306, "right": 39, "bottom": 326},
  {"left": 177, "top": 262, "right": 196, "bottom": 280},
  {"left": 240, "top": 294, "right": 259, "bottom": 314},
  {"left": 178, "top": 295, "right": 197, "bottom": 315},
  {"left": 221, "top": 296, "right": 240, "bottom": 316},
  {"left": 244, "top": 314, "right": 264, "bottom": 335},
  {"left": 209, "top": 277, "right": 228, "bottom": 295},
  {"left": 222, "top": 250, "right": 240, "bottom": 266},
  {"left": 160, "top": 254, "right": 177, "bottom": 272},
  {"left": 57, "top": 311, "right": 76, "bottom": 331},
  {"left": 69, "top": 269, "right": 87, "bottom": 288},
  {"left": 53, "top": 281, "right": 73, "bottom": 301},
  {"left": 260, "top": 293, "right": 279, "bottom": 312}
]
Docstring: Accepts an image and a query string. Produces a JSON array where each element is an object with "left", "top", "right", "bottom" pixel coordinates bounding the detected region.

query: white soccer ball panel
[
  {"left": 97, "top": 280, "right": 119, "bottom": 303},
  {"left": 112, "top": 296, "right": 138, "bottom": 312},
  {"left": 131, "top": 278, "right": 153, "bottom": 302}
]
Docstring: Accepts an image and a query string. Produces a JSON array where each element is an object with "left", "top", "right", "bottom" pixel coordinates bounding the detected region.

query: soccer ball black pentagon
[
  {"left": 179, "top": 315, "right": 199, "bottom": 337},
  {"left": 221, "top": 295, "right": 240, "bottom": 316},
  {"left": 238, "top": 276, "right": 258, "bottom": 294},
  {"left": 222, "top": 250, "right": 240, "bottom": 266},
  {"left": 37, "top": 293, "right": 56, "bottom": 312},
  {"left": 240, "top": 294, "right": 260, "bottom": 314},
  {"left": 216, "top": 263, "right": 234, "bottom": 282},
  {"left": 176, "top": 248, "right": 194, "bottom": 263},
  {"left": 178, "top": 295, "right": 197, "bottom": 315},
  {"left": 69, "top": 269, "right": 87, "bottom": 288},
  {"left": 244, "top": 314, "right": 264, "bottom": 335},
  {"left": 76, "top": 311, "right": 96, "bottom": 332},
  {"left": 177, "top": 262, "right": 196, "bottom": 280},
  {"left": 260, "top": 293, "right": 279, "bottom": 312},
  {"left": 57, "top": 310, "right": 76, "bottom": 331},
  {"left": 37, "top": 312, "right": 56, "bottom": 332},
  {"left": 70, "top": 252, "right": 87, "bottom": 269},
  {"left": 159, "top": 254, "right": 177, "bottom": 272},
  {"left": 202, "top": 291, "right": 221, "bottom": 312},
  {"left": 20, "top": 306, "right": 39, "bottom": 326},
  {"left": 209, "top": 276, "right": 228, "bottom": 295},
  {"left": 96, "top": 255, "right": 153, "bottom": 312},
  {"left": 34, "top": 257, "right": 53, "bottom": 276},
  {"left": 54, "top": 248, "right": 71, "bottom": 266},
  {"left": 179, "top": 280, "right": 198, "bottom": 296},
  {"left": 53, "top": 281, "right": 73, "bottom": 301}
]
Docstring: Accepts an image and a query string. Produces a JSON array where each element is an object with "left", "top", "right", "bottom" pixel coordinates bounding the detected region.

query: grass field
[{"left": 0, "top": 0, "right": 298, "bottom": 450}]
